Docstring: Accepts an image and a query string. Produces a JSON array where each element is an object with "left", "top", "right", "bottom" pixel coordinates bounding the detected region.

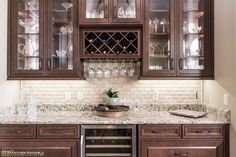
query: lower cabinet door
[
  {"left": 140, "top": 140, "right": 224, "bottom": 157},
  {"left": 0, "top": 141, "right": 78, "bottom": 157}
]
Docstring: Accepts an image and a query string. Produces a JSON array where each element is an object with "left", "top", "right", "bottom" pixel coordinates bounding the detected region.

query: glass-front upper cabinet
[
  {"left": 143, "top": 0, "right": 175, "bottom": 77},
  {"left": 112, "top": 0, "right": 141, "bottom": 23},
  {"left": 79, "top": 0, "right": 141, "bottom": 24},
  {"left": 79, "top": 0, "right": 109, "bottom": 23},
  {"left": 46, "top": 0, "right": 78, "bottom": 75},
  {"left": 11, "top": 0, "right": 43, "bottom": 76},
  {"left": 178, "top": 0, "right": 213, "bottom": 76}
]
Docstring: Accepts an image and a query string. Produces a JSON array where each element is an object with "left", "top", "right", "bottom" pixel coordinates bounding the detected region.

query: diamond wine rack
[{"left": 81, "top": 29, "right": 141, "bottom": 59}]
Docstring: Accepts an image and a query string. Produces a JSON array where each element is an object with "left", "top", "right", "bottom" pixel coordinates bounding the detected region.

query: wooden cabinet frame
[
  {"left": 141, "top": 0, "right": 214, "bottom": 79},
  {"left": 7, "top": 0, "right": 82, "bottom": 80}
]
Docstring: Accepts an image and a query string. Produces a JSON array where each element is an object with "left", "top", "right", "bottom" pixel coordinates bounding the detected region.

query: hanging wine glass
[
  {"left": 103, "top": 60, "right": 111, "bottom": 78},
  {"left": 119, "top": 60, "right": 127, "bottom": 77},
  {"left": 61, "top": 2, "right": 73, "bottom": 11},
  {"left": 128, "top": 60, "right": 135, "bottom": 77}
]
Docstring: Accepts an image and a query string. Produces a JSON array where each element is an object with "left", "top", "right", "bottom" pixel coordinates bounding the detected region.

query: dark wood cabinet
[
  {"left": 139, "top": 124, "right": 229, "bottom": 157},
  {"left": 79, "top": 0, "right": 142, "bottom": 24},
  {"left": 0, "top": 125, "right": 80, "bottom": 157},
  {"left": 0, "top": 141, "right": 78, "bottom": 157},
  {"left": 142, "top": 0, "right": 214, "bottom": 79},
  {"left": 8, "top": 0, "right": 82, "bottom": 80},
  {"left": 8, "top": 0, "right": 214, "bottom": 80}
]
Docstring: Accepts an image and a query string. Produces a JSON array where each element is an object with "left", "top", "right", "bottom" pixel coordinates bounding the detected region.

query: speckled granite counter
[{"left": 0, "top": 110, "right": 229, "bottom": 124}]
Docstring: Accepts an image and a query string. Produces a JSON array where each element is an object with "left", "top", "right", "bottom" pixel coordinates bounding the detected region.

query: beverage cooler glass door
[{"left": 81, "top": 125, "right": 136, "bottom": 157}]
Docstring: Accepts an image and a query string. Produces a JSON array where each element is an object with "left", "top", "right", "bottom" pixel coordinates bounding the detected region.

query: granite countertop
[
  {"left": 0, "top": 110, "right": 229, "bottom": 124},
  {"left": 0, "top": 103, "right": 229, "bottom": 124}
]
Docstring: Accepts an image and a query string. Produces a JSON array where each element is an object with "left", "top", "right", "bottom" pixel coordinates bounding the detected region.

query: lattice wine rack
[{"left": 81, "top": 29, "right": 141, "bottom": 59}]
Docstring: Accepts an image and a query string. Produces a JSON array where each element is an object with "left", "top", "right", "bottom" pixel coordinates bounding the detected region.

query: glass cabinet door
[
  {"left": 80, "top": 0, "right": 109, "bottom": 23},
  {"left": 112, "top": 0, "right": 141, "bottom": 23},
  {"left": 143, "top": 0, "right": 175, "bottom": 76},
  {"left": 47, "top": 0, "right": 78, "bottom": 75},
  {"left": 16, "top": 0, "right": 43, "bottom": 73},
  {"left": 178, "top": 0, "right": 212, "bottom": 76}
]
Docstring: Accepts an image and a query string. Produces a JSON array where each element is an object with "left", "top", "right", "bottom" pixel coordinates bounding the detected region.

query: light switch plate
[{"left": 64, "top": 92, "right": 72, "bottom": 101}]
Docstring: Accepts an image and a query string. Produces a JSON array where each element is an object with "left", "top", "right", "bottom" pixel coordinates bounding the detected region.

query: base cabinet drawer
[
  {"left": 0, "top": 141, "right": 78, "bottom": 157},
  {"left": 0, "top": 125, "right": 36, "bottom": 139},
  {"left": 183, "top": 125, "right": 225, "bottom": 139},
  {"left": 139, "top": 140, "right": 224, "bottom": 157},
  {"left": 139, "top": 125, "right": 181, "bottom": 139},
  {"left": 148, "top": 147, "right": 216, "bottom": 157},
  {"left": 37, "top": 125, "right": 80, "bottom": 139}
]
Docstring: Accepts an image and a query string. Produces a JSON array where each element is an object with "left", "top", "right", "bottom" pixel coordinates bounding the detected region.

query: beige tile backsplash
[{"left": 20, "top": 80, "right": 202, "bottom": 104}]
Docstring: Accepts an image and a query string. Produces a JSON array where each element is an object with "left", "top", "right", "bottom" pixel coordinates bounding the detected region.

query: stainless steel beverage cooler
[{"left": 81, "top": 125, "right": 136, "bottom": 157}]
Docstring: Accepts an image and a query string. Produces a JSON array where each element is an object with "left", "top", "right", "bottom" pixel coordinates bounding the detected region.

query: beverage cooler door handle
[{"left": 81, "top": 135, "right": 84, "bottom": 157}]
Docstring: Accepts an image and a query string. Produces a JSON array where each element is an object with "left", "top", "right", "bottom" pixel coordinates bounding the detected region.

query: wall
[
  {"left": 203, "top": 0, "right": 236, "bottom": 156},
  {"left": 0, "top": 0, "right": 20, "bottom": 107},
  {"left": 21, "top": 80, "right": 202, "bottom": 104}
]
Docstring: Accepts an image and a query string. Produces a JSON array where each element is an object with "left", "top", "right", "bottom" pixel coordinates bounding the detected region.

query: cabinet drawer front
[
  {"left": 183, "top": 125, "right": 225, "bottom": 139},
  {"left": 139, "top": 125, "right": 181, "bottom": 138},
  {"left": 37, "top": 125, "right": 80, "bottom": 139},
  {"left": 148, "top": 147, "right": 216, "bottom": 157},
  {"left": 0, "top": 125, "right": 36, "bottom": 138}
]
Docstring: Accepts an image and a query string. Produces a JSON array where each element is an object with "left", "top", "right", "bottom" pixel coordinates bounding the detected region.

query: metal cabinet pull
[
  {"left": 39, "top": 58, "right": 42, "bottom": 70},
  {"left": 104, "top": 6, "right": 108, "bottom": 18},
  {"left": 1, "top": 150, "right": 44, "bottom": 157},
  {"left": 114, "top": 6, "right": 117, "bottom": 18},
  {"left": 179, "top": 58, "right": 183, "bottom": 70},
  {"left": 174, "top": 152, "right": 189, "bottom": 156},
  {"left": 47, "top": 59, "right": 51, "bottom": 70},
  {"left": 196, "top": 130, "right": 210, "bottom": 133},
  {"left": 170, "top": 58, "right": 174, "bottom": 70}
]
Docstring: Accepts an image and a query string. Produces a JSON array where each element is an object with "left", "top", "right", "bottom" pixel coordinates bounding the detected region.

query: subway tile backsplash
[{"left": 20, "top": 80, "right": 202, "bottom": 105}]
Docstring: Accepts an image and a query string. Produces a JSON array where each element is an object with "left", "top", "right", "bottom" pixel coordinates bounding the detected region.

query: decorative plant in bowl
[{"left": 104, "top": 88, "right": 119, "bottom": 105}]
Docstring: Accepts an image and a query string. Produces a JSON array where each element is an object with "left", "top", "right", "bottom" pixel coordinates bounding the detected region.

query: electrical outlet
[
  {"left": 223, "top": 94, "right": 229, "bottom": 106},
  {"left": 153, "top": 90, "right": 159, "bottom": 101},
  {"left": 64, "top": 92, "right": 72, "bottom": 101},
  {"left": 77, "top": 92, "right": 83, "bottom": 100}
]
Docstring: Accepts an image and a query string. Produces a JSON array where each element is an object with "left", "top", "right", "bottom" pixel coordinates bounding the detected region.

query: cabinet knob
[{"left": 17, "top": 130, "right": 22, "bottom": 134}]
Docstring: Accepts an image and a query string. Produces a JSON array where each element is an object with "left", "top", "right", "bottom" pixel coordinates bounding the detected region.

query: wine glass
[
  {"left": 61, "top": 2, "right": 73, "bottom": 11},
  {"left": 128, "top": 61, "right": 135, "bottom": 77},
  {"left": 119, "top": 60, "right": 127, "bottom": 77},
  {"left": 112, "top": 62, "right": 119, "bottom": 78},
  {"left": 103, "top": 60, "right": 111, "bottom": 78},
  {"left": 160, "top": 18, "right": 167, "bottom": 33},
  {"left": 88, "top": 61, "right": 96, "bottom": 79},
  {"left": 96, "top": 61, "right": 103, "bottom": 78}
]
